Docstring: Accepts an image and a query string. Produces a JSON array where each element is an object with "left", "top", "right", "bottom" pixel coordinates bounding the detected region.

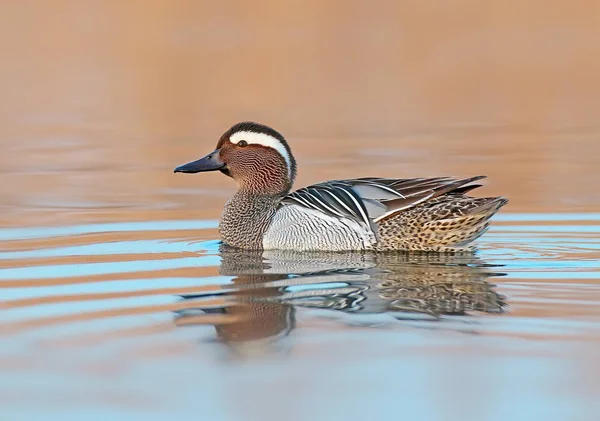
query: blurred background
[
  {"left": 1, "top": 0, "right": 599, "bottom": 229},
  {"left": 1, "top": 2, "right": 600, "bottom": 421}
]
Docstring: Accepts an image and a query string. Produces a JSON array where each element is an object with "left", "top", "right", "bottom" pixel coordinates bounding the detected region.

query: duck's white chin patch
[{"left": 230, "top": 131, "right": 292, "bottom": 179}]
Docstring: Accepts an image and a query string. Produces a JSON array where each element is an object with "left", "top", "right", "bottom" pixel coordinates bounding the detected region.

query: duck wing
[
  {"left": 282, "top": 181, "right": 373, "bottom": 229},
  {"left": 282, "top": 176, "right": 486, "bottom": 224},
  {"left": 343, "top": 176, "right": 487, "bottom": 222}
]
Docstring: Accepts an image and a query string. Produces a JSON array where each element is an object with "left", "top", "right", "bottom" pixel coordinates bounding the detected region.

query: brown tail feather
[
  {"left": 375, "top": 176, "right": 489, "bottom": 223},
  {"left": 375, "top": 194, "right": 508, "bottom": 252},
  {"left": 424, "top": 197, "right": 508, "bottom": 248},
  {"left": 430, "top": 176, "right": 487, "bottom": 198},
  {"left": 462, "top": 197, "right": 509, "bottom": 217},
  {"left": 451, "top": 184, "right": 483, "bottom": 195}
]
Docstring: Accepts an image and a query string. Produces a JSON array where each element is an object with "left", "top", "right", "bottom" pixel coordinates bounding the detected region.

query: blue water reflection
[{"left": 0, "top": 213, "right": 599, "bottom": 421}]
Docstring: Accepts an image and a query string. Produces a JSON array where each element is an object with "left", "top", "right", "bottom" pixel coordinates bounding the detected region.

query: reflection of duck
[
  {"left": 175, "top": 245, "right": 506, "bottom": 355},
  {"left": 174, "top": 122, "right": 508, "bottom": 252},
  {"left": 260, "top": 250, "right": 506, "bottom": 317}
]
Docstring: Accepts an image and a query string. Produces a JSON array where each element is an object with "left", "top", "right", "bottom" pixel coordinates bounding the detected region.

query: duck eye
[{"left": 237, "top": 140, "right": 248, "bottom": 147}]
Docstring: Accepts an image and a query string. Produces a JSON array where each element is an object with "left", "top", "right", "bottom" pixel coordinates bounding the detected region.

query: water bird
[{"left": 174, "top": 122, "right": 507, "bottom": 252}]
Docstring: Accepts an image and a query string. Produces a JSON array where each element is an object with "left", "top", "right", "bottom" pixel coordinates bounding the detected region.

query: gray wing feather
[
  {"left": 282, "top": 176, "right": 486, "bottom": 225},
  {"left": 282, "top": 182, "right": 372, "bottom": 228}
]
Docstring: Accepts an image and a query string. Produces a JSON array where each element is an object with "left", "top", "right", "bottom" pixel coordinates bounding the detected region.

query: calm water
[
  {"left": 2, "top": 209, "right": 600, "bottom": 420},
  {"left": 3, "top": 2, "right": 600, "bottom": 420}
]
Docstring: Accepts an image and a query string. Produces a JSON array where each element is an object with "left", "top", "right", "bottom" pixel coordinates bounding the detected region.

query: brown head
[{"left": 174, "top": 122, "right": 297, "bottom": 196}]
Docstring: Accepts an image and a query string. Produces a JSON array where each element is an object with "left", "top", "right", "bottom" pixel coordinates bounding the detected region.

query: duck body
[{"left": 175, "top": 122, "right": 508, "bottom": 252}]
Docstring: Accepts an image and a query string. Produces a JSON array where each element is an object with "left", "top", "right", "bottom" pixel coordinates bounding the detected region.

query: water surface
[
  {"left": 2, "top": 209, "right": 600, "bottom": 421},
  {"left": 2, "top": 2, "right": 600, "bottom": 420}
]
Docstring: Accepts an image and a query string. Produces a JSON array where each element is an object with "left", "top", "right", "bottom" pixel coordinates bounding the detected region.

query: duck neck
[
  {"left": 238, "top": 175, "right": 291, "bottom": 196},
  {"left": 219, "top": 191, "right": 282, "bottom": 249}
]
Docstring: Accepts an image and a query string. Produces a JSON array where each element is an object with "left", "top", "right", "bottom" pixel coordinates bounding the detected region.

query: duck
[{"left": 174, "top": 121, "right": 508, "bottom": 252}]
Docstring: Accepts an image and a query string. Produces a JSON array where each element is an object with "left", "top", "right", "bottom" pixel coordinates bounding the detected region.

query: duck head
[{"left": 174, "top": 122, "right": 297, "bottom": 196}]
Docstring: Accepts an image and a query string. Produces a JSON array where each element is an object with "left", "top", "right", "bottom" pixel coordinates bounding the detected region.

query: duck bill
[{"left": 174, "top": 149, "right": 225, "bottom": 173}]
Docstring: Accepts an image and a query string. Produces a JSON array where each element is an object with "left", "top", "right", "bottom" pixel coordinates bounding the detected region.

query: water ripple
[{"left": 0, "top": 212, "right": 598, "bottom": 413}]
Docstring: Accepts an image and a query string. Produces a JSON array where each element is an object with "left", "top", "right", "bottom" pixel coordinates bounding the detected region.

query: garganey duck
[{"left": 174, "top": 122, "right": 508, "bottom": 252}]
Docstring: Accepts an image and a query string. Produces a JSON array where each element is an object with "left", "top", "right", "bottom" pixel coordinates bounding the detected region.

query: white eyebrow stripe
[{"left": 230, "top": 131, "right": 292, "bottom": 179}]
